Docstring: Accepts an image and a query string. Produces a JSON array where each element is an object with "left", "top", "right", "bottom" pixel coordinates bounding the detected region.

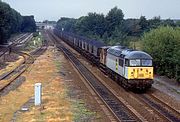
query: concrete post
[{"left": 35, "top": 83, "right": 42, "bottom": 106}]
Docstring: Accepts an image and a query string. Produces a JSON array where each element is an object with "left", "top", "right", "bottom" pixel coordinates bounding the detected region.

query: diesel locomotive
[{"left": 54, "top": 29, "right": 154, "bottom": 90}]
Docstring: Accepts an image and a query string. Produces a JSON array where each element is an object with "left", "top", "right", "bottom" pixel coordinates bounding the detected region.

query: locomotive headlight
[{"left": 131, "top": 72, "right": 134, "bottom": 76}]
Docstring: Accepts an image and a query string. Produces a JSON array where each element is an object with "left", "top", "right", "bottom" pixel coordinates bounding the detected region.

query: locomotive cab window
[
  {"left": 130, "top": 59, "right": 140, "bottom": 66},
  {"left": 129, "top": 59, "right": 152, "bottom": 66},
  {"left": 125, "top": 59, "right": 129, "bottom": 66},
  {"left": 142, "top": 60, "right": 152, "bottom": 66},
  {"left": 119, "top": 59, "right": 124, "bottom": 66}
]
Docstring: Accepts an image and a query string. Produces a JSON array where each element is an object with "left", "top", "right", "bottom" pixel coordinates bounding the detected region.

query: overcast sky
[{"left": 4, "top": 0, "right": 180, "bottom": 21}]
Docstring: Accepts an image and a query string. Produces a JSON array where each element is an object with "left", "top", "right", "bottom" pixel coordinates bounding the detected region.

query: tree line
[
  {"left": 0, "top": 1, "right": 36, "bottom": 44},
  {"left": 56, "top": 7, "right": 180, "bottom": 45},
  {"left": 56, "top": 7, "right": 180, "bottom": 82}
]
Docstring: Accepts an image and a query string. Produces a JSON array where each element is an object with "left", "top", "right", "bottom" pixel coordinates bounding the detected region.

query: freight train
[{"left": 54, "top": 29, "right": 154, "bottom": 90}]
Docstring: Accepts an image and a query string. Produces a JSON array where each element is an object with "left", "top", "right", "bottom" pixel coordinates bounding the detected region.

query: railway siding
[
  {"left": 137, "top": 94, "right": 180, "bottom": 122},
  {"left": 0, "top": 56, "right": 24, "bottom": 79},
  {"left": 0, "top": 33, "right": 46, "bottom": 92}
]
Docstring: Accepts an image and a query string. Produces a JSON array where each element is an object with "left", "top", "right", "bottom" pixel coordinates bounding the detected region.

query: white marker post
[{"left": 35, "top": 83, "right": 42, "bottom": 106}]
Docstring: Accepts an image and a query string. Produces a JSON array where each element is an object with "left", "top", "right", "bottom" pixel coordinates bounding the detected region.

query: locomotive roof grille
[
  {"left": 107, "top": 46, "right": 152, "bottom": 59},
  {"left": 125, "top": 51, "right": 152, "bottom": 59}
]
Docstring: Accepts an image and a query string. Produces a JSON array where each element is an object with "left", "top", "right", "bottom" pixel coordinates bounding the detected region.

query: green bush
[{"left": 141, "top": 26, "right": 180, "bottom": 82}]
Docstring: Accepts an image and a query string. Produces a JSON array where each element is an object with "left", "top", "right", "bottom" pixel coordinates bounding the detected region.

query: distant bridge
[{"left": 36, "top": 22, "right": 56, "bottom": 30}]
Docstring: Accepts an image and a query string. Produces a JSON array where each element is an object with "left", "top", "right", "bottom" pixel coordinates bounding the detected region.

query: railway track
[
  {"left": 0, "top": 48, "right": 8, "bottom": 57},
  {"left": 10, "top": 33, "right": 31, "bottom": 46},
  {"left": 0, "top": 33, "right": 32, "bottom": 58},
  {"left": 0, "top": 35, "right": 47, "bottom": 93},
  {"left": 49, "top": 32, "right": 142, "bottom": 122},
  {"left": 0, "top": 52, "right": 31, "bottom": 91},
  {"left": 134, "top": 93, "right": 180, "bottom": 122}
]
